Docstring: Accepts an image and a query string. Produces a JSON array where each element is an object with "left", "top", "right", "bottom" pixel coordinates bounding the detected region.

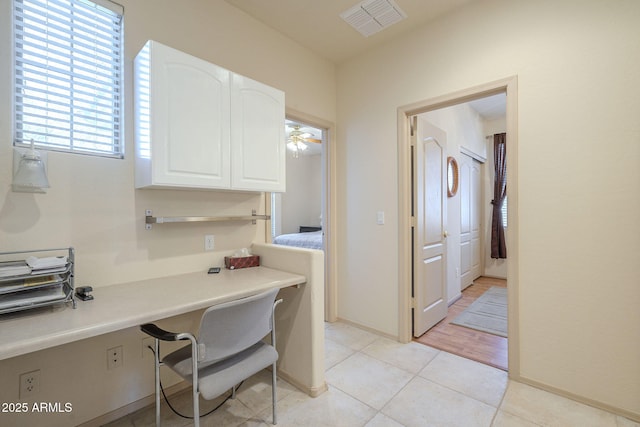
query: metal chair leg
[
  {"left": 191, "top": 339, "right": 200, "bottom": 427},
  {"left": 271, "top": 298, "right": 282, "bottom": 425},
  {"left": 192, "top": 380, "right": 200, "bottom": 427},
  {"left": 272, "top": 362, "right": 278, "bottom": 425},
  {"left": 154, "top": 338, "right": 161, "bottom": 427}
]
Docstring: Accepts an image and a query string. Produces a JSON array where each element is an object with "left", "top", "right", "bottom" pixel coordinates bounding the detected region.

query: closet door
[
  {"left": 230, "top": 74, "right": 285, "bottom": 192},
  {"left": 460, "top": 153, "right": 482, "bottom": 289}
]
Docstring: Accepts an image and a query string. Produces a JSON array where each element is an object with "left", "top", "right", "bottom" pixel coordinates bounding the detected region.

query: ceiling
[
  {"left": 225, "top": 0, "right": 478, "bottom": 64},
  {"left": 468, "top": 93, "right": 506, "bottom": 121},
  {"left": 229, "top": 0, "right": 505, "bottom": 130}
]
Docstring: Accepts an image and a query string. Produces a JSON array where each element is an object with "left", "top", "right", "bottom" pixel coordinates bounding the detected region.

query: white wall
[
  {"left": 0, "top": 0, "right": 335, "bottom": 286},
  {"left": 336, "top": 0, "right": 640, "bottom": 418},
  {"left": 423, "top": 103, "right": 486, "bottom": 304},
  {"left": 279, "top": 152, "right": 322, "bottom": 234},
  {"left": 0, "top": 1, "right": 336, "bottom": 425}
]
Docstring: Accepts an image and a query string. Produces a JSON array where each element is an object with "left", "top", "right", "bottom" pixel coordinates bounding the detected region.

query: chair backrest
[{"left": 197, "top": 288, "right": 279, "bottom": 364}]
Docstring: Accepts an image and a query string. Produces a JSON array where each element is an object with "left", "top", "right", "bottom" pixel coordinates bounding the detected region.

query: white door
[
  {"left": 230, "top": 74, "right": 285, "bottom": 192},
  {"left": 460, "top": 153, "right": 482, "bottom": 289},
  {"left": 413, "top": 117, "right": 448, "bottom": 337}
]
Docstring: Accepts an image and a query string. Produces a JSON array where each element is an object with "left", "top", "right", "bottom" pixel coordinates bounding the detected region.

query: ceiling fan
[{"left": 286, "top": 124, "right": 320, "bottom": 157}]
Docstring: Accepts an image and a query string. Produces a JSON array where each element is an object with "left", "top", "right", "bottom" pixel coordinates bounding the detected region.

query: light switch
[{"left": 376, "top": 211, "right": 385, "bottom": 225}]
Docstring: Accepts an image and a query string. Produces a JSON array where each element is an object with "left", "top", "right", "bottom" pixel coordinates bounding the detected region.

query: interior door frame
[
  {"left": 397, "top": 76, "right": 520, "bottom": 378},
  {"left": 267, "top": 108, "right": 338, "bottom": 322}
]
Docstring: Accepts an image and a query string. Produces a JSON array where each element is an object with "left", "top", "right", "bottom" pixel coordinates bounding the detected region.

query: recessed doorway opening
[
  {"left": 397, "top": 76, "right": 519, "bottom": 376},
  {"left": 268, "top": 111, "right": 338, "bottom": 322}
]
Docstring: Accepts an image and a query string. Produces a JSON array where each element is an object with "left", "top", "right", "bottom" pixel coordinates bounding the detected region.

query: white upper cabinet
[
  {"left": 134, "top": 41, "right": 230, "bottom": 189},
  {"left": 134, "top": 40, "right": 285, "bottom": 192},
  {"left": 231, "top": 75, "right": 285, "bottom": 192}
]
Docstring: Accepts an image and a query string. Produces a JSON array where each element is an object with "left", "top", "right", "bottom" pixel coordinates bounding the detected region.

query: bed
[{"left": 273, "top": 230, "right": 323, "bottom": 250}]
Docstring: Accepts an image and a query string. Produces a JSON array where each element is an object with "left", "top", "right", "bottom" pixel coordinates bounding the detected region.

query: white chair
[{"left": 140, "top": 288, "right": 283, "bottom": 426}]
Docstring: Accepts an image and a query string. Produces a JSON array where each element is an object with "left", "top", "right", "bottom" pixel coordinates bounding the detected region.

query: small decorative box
[{"left": 224, "top": 255, "right": 260, "bottom": 270}]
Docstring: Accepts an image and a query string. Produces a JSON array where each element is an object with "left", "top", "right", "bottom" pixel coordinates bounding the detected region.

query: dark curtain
[{"left": 491, "top": 133, "right": 507, "bottom": 259}]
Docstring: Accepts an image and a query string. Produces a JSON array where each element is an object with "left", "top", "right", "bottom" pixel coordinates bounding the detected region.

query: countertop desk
[
  {"left": 0, "top": 244, "right": 326, "bottom": 427},
  {"left": 0, "top": 266, "right": 305, "bottom": 361}
]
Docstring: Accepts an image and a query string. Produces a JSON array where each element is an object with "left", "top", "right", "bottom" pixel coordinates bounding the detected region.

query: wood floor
[{"left": 414, "top": 276, "right": 508, "bottom": 371}]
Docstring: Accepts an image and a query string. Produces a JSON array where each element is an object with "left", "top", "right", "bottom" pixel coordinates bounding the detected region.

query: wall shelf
[{"left": 145, "top": 209, "right": 270, "bottom": 229}]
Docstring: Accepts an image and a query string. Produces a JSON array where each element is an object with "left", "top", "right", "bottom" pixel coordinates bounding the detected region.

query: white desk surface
[{"left": 0, "top": 266, "right": 306, "bottom": 361}]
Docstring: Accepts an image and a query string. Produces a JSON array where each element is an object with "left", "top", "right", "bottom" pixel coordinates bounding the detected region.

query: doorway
[
  {"left": 272, "top": 119, "right": 324, "bottom": 241},
  {"left": 411, "top": 111, "right": 507, "bottom": 370},
  {"left": 268, "top": 109, "right": 338, "bottom": 322},
  {"left": 397, "top": 77, "right": 519, "bottom": 376}
]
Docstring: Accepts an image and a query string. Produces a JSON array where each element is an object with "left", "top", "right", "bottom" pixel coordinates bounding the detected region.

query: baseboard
[
  {"left": 479, "top": 274, "right": 507, "bottom": 280},
  {"left": 448, "top": 293, "right": 462, "bottom": 306},
  {"left": 78, "top": 381, "right": 190, "bottom": 427},
  {"left": 335, "top": 317, "right": 399, "bottom": 341},
  {"left": 516, "top": 376, "right": 640, "bottom": 423},
  {"left": 278, "top": 368, "right": 328, "bottom": 398}
]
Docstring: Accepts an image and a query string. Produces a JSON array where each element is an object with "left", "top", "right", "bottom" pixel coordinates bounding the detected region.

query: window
[
  {"left": 501, "top": 195, "right": 508, "bottom": 228},
  {"left": 13, "top": 0, "right": 124, "bottom": 158}
]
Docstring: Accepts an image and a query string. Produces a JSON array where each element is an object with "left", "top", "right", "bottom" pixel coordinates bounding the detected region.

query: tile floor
[{"left": 107, "top": 322, "right": 639, "bottom": 427}]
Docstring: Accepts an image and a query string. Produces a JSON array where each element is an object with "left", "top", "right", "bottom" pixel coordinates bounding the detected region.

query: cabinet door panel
[
  {"left": 153, "top": 44, "right": 230, "bottom": 188},
  {"left": 231, "top": 75, "right": 285, "bottom": 192},
  {"left": 134, "top": 41, "right": 231, "bottom": 189},
  {"left": 164, "top": 64, "right": 227, "bottom": 179}
]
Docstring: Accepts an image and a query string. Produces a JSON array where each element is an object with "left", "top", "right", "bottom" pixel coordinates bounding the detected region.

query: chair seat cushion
[{"left": 163, "top": 342, "right": 278, "bottom": 400}]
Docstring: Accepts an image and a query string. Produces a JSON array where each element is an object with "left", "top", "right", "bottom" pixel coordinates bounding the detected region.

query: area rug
[{"left": 450, "top": 287, "right": 507, "bottom": 337}]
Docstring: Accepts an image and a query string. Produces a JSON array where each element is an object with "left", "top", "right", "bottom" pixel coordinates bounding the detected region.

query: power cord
[{"left": 147, "top": 345, "right": 243, "bottom": 419}]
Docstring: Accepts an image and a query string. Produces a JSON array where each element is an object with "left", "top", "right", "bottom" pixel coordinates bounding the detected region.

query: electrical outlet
[
  {"left": 142, "top": 337, "right": 155, "bottom": 359},
  {"left": 19, "top": 370, "right": 41, "bottom": 399},
  {"left": 205, "top": 234, "right": 215, "bottom": 251},
  {"left": 107, "top": 346, "right": 123, "bottom": 370}
]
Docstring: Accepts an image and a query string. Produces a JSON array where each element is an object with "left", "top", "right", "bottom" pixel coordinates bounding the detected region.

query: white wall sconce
[{"left": 12, "top": 140, "right": 50, "bottom": 193}]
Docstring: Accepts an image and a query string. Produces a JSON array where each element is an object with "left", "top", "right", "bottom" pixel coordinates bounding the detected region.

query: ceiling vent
[{"left": 340, "top": 0, "right": 407, "bottom": 37}]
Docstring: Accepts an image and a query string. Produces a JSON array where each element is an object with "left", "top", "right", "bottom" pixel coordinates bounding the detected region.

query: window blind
[{"left": 13, "top": 0, "right": 124, "bottom": 157}]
